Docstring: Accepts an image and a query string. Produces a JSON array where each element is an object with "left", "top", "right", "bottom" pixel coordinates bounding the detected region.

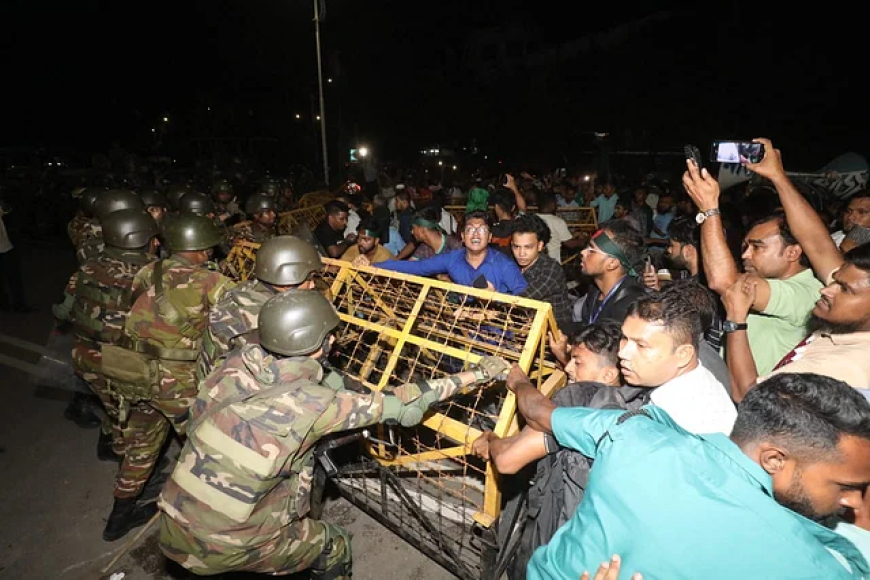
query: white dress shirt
[{"left": 650, "top": 362, "right": 736, "bottom": 435}]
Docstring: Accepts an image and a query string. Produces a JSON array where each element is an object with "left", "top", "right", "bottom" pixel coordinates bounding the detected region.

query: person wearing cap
[
  {"left": 340, "top": 217, "right": 395, "bottom": 267},
  {"left": 573, "top": 221, "right": 647, "bottom": 327}
]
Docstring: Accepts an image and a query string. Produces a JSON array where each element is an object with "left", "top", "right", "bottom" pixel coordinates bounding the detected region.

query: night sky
[{"left": 5, "top": 1, "right": 867, "bottom": 173}]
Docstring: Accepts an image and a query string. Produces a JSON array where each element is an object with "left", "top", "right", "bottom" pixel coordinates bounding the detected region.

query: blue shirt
[
  {"left": 651, "top": 210, "right": 675, "bottom": 239},
  {"left": 590, "top": 194, "right": 618, "bottom": 223},
  {"left": 377, "top": 249, "right": 528, "bottom": 295},
  {"left": 528, "top": 406, "right": 867, "bottom": 580}
]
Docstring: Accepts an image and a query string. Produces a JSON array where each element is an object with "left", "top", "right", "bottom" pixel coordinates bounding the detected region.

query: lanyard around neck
[{"left": 589, "top": 277, "right": 626, "bottom": 324}]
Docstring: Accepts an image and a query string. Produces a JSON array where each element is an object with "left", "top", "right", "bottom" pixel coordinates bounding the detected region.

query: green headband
[
  {"left": 361, "top": 229, "right": 380, "bottom": 238},
  {"left": 413, "top": 217, "right": 443, "bottom": 232},
  {"left": 591, "top": 230, "right": 637, "bottom": 277}
]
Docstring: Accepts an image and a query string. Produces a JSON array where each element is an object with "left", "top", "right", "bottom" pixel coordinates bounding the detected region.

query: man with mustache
[
  {"left": 375, "top": 210, "right": 527, "bottom": 294},
  {"left": 682, "top": 155, "right": 822, "bottom": 384},
  {"left": 716, "top": 139, "right": 870, "bottom": 402}
]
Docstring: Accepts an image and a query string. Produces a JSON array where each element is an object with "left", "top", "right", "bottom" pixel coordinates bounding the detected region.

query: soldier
[
  {"left": 138, "top": 188, "right": 168, "bottom": 225},
  {"left": 69, "top": 187, "right": 107, "bottom": 263},
  {"left": 158, "top": 290, "right": 510, "bottom": 578},
  {"left": 259, "top": 177, "right": 281, "bottom": 197},
  {"left": 176, "top": 192, "right": 216, "bottom": 218},
  {"left": 210, "top": 178, "right": 244, "bottom": 226},
  {"left": 76, "top": 189, "right": 146, "bottom": 265},
  {"left": 100, "top": 214, "right": 235, "bottom": 541},
  {"left": 276, "top": 179, "right": 296, "bottom": 213},
  {"left": 165, "top": 184, "right": 192, "bottom": 212},
  {"left": 56, "top": 210, "right": 160, "bottom": 458},
  {"left": 198, "top": 235, "right": 322, "bottom": 381},
  {"left": 229, "top": 193, "right": 278, "bottom": 245}
]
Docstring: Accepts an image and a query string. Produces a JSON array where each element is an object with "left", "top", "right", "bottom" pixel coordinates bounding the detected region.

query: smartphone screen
[{"left": 711, "top": 141, "right": 764, "bottom": 164}]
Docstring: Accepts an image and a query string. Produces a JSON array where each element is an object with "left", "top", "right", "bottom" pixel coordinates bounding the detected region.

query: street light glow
[
  {"left": 316, "top": 115, "right": 321, "bottom": 121},
  {"left": 295, "top": 114, "right": 301, "bottom": 119},
  {"left": 438, "top": 161, "right": 443, "bottom": 166},
  {"left": 163, "top": 116, "right": 169, "bottom": 122},
  {"left": 328, "top": 78, "right": 333, "bottom": 83},
  {"left": 452, "top": 165, "right": 457, "bottom": 170},
  {"left": 358, "top": 147, "right": 369, "bottom": 158},
  {"left": 151, "top": 128, "right": 156, "bottom": 133}
]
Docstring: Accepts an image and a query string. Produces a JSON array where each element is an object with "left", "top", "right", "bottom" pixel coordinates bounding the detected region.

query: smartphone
[
  {"left": 683, "top": 144, "right": 703, "bottom": 171},
  {"left": 710, "top": 141, "right": 765, "bottom": 164},
  {"left": 472, "top": 274, "right": 488, "bottom": 289}
]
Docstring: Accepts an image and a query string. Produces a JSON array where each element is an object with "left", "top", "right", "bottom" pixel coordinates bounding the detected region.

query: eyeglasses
[
  {"left": 464, "top": 225, "right": 490, "bottom": 234},
  {"left": 583, "top": 244, "right": 609, "bottom": 256}
]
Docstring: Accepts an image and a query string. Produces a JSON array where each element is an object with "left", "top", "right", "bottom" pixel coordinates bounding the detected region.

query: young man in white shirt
[
  {"left": 619, "top": 291, "right": 736, "bottom": 435},
  {"left": 535, "top": 191, "right": 582, "bottom": 262}
]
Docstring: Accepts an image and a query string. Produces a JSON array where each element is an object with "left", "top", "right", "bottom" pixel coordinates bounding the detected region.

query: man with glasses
[
  {"left": 376, "top": 210, "right": 528, "bottom": 294},
  {"left": 573, "top": 221, "right": 647, "bottom": 326}
]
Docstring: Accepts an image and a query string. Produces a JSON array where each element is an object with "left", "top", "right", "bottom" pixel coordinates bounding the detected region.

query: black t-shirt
[
  {"left": 489, "top": 219, "right": 516, "bottom": 256},
  {"left": 314, "top": 220, "right": 346, "bottom": 252}
]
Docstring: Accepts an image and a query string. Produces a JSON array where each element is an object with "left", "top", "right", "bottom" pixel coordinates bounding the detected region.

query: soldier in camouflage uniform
[
  {"left": 158, "top": 290, "right": 510, "bottom": 578},
  {"left": 197, "top": 235, "right": 322, "bottom": 381},
  {"left": 164, "top": 184, "right": 192, "bottom": 212},
  {"left": 138, "top": 188, "right": 168, "bottom": 225},
  {"left": 229, "top": 193, "right": 278, "bottom": 245},
  {"left": 56, "top": 209, "right": 160, "bottom": 459},
  {"left": 101, "top": 214, "right": 236, "bottom": 541},
  {"left": 69, "top": 187, "right": 107, "bottom": 265},
  {"left": 73, "top": 189, "right": 146, "bottom": 265},
  {"left": 210, "top": 178, "right": 245, "bottom": 227}
]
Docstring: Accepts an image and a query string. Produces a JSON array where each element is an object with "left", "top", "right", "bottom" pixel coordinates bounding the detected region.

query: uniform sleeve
[
  {"left": 207, "top": 274, "right": 237, "bottom": 307},
  {"left": 310, "top": 391, "right": 387, "bottom": 435},
  {"left": 762, "top": 273, "right": 823, "bottom": 326},
  {"left": 551, "top": 406, "right": 625, "bottom": 457}
]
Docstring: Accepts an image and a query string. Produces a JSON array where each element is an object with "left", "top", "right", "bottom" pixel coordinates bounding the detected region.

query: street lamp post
[{"left": 313, "top": 0, "right": 329, "bottom": 187}]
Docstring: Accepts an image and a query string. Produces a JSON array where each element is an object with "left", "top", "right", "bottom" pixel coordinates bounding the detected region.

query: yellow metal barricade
[{"left": 317, "top": 258, "right": 565, "bottom": 580}]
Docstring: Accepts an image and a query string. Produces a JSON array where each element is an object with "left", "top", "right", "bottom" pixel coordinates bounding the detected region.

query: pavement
[{"left": 0, "top": 237, "right": 455, "bottom": 580}]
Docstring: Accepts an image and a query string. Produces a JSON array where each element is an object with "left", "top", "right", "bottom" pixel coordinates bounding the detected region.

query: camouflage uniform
[
  {"left": 213, "top": 200, "right": 245, "bottom": 224},
  {"left": 68, "top": 216, "right": 104, "bottom": 265},
  {"left": 113, "top": 255, "right": 235, "bottom": 499},
  {"left": 230, "top": 221, "right": 277, "bottom": 246},
  {"left": 197, "top": 279, "right": 278, "bottom": 381},
  {"left": 159, "top": 344, "right": 483, "bottom": 577},
  {"left": 65, "top": 248, "right": 157, "bottom": 454}
]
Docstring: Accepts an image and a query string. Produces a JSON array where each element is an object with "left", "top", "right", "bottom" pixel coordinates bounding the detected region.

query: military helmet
[
  {"left": 94, "top": 189, "right": 145, "bottom": 221},
  {"left": 165, "top": 185, "right": 192, "bottom": 210},
  {"left": 177, "top": 192, "right": 215, "bottom": 216},
  {"left": 254, "top": 235, "right": 323, "bottom": 286},
  {"left": 101, "top": 209, "right": 159, "bottom": 249},
  {"left": 162, "top": 213, "right": 223, "bottom": 252},
  {"left": 80, "top": 187, "right": 108, "bottom": 217},
  {"left": 258, "top": 289, "right": 340, "bottom": 356},
  {"left": 138, "top": 188, "right": 167, "bottom": 209},
  {"left": 259, "top": 179, "right": 280, "bottom": 197},
  {"left": 211, "top": 178, "right": 233, "bottom": 196},
  {"left": 244, "top": 193, "right": 277, "bottom": 216}
]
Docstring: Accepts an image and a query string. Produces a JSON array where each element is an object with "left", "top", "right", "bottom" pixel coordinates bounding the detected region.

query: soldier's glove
[
  {"left": 381, "top": 381, "right": 439, "bottom": 428},
  {"left": 470, "top": 356, "right": 511, "bottom": 384}
]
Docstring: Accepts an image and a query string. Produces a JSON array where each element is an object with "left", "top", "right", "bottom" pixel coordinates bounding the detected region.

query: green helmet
[
  {"left": 165, "top": 185, "right": 192, "bottom": 210},
  {"left": 80, "top": 187, "right": 108, "bottom": 217},
  {"left": 258, "top": 289, "right": 340, "bottom": 356},
  {"left": 177, "top": 192, "right": 215, "bottom": 216},
  {"left": 138, "top": 188, "right": 167, "bottom": 209},
  {"left": 259, "top": 179, "right": 280, "bottom": 197},
  {"left": 162, "top": 214, "right": 223, "bottom": 252},
  {"left": 244, "top": 193, "right": 278, "bottom": 216},
  {"left": 94, "top": 189, "right": 145, "bottom": 221},
  {"left": 101, "top": 209, "right": 160, "bottom": 249},
  {"left": 254, "top": 235, "right": 323, "bottom": 285},
  {"left": 211, "top": 178, "right": 233, "bottom": 196}
]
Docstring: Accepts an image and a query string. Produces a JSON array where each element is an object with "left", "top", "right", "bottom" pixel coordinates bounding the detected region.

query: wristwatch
[
  {"left": 695, "top": 208, "right": 721, "bottom": 224},
  {"left": 723, "top": 320, "right": 748, "bottom": 333}
]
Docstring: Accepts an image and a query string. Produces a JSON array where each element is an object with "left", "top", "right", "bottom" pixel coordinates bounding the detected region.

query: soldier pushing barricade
[
  {"left": 158, "top": 290, "right": 510, "bottom": 579},
  {"left": 99, "top": 213, "right": 235, "bottom": 541}
]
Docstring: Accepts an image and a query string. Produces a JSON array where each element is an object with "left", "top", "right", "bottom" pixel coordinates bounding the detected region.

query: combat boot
[
  {"left": 97, "top": 430, "right": 123, "bottom": 463},
  {"left": 64, "top": 392, "right": 102, "bottom": 429},
  {"left": 102, "top": 498, "right": 158, "bottom": 542}
]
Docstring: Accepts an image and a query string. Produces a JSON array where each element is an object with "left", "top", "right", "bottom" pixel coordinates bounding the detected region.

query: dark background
[{"left": 4, "top": 1, "right": 867, "bottom": 173}]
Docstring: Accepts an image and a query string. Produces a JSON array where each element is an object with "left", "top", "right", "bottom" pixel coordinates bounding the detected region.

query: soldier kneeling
[{"left": 157, "top": 289, "right": 508, "bottom": 578}]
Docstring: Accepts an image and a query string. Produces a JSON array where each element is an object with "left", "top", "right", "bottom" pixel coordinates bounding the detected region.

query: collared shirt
[
  {"left": 649, "top": 362, "right": 736, "bottom": 435},
  {"left": 528, "top": 406, "right": 867, "bottom": 580},
  {"left": 747, "top": 268, "right": 823, "bottom": 376},
  {"left": 762, "top": 330, "right": 870, "bottom": 397},
  {"left": 377, "top": 248, "right": 528, "bottom": 295},
  {"left": 537, "top": 213, "right": 573, "bottom": 262},
  {"left": 590, "top": 194, "right": 618, "bottom": 223},
  {"left": 519, "top": 254, "right": 573, "bottom": 329}
]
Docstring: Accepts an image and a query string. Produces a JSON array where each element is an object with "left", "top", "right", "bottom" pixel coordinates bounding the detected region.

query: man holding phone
[{"left": 375, "top": 210, "right": 528, "bottom": 295}]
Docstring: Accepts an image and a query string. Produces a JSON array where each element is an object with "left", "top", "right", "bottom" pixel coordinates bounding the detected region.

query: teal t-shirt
[{"left": 527, "top": 406, "right": 867, "bottom": 580}]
